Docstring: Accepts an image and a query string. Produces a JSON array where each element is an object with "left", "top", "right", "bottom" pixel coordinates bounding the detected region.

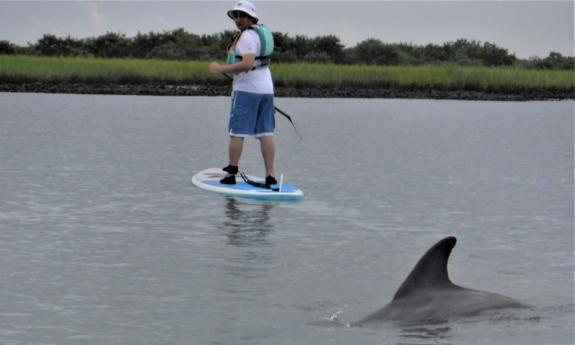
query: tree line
[{"left": 0, "top": 29, "right": 572, "bottom": 70}]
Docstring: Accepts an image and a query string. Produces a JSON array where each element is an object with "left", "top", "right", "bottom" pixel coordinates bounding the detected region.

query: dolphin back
[
  {"left": 354, "top": 236, "right": 529, "bottom": 326},
  {"left": 393, "top": 236, "right": 458, "bottom": 300}
]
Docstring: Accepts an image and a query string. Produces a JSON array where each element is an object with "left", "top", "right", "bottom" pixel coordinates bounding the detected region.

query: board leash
[
  {"left": 239, "top": 172, "right": 280, "bottom": 192},
  {"left": 221, "top": 73, "right": 303, "bottom": 140}
]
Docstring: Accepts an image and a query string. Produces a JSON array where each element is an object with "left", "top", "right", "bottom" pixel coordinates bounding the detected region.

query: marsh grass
[
  {"left": 1, "top": 55, "right": 573, "bottom": 93},
  {"left": 0, "top": 55, "right": 213, "bottom": 84},
  {"left": 271, "top": 63, "right": 574, "bottom": 92}
]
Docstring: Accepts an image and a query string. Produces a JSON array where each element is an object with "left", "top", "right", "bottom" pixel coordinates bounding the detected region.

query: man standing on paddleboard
[{"left": 209, "top": 0, "right": 277, "bottom": 187}]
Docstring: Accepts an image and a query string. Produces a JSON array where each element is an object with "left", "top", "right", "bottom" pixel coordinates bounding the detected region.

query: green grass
[
  {"left": 0, "top": 55, "right": 211, "bottom": 84},
  {"left": 1, "top": 55, "right": 573, "bottom": 93},
  {"left": 271, "top": 63, "right": 575, "bottom": 92}
]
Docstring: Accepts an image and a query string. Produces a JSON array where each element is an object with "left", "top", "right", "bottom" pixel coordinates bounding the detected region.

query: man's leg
[
  {"left": 259, "top": 135, "right": 275, "bottom": 179},
  {"left": 228, "top": 136, "right": 244, "bottom": 167}
]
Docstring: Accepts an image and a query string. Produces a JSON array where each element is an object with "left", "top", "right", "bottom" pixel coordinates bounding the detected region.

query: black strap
[
  {"left": 239, "top": 172, "right": 279, "bottom": 192},
  {"left": 234, "top": 55, "right": 270, "bottom": 70},
  {"left": 235, "top": 55, "right": 269, "bottom": 61}
]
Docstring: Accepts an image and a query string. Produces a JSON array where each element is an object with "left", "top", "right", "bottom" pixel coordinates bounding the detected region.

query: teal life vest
[{"left": 226, "top": 24, "right": 274, "bottom": 70}]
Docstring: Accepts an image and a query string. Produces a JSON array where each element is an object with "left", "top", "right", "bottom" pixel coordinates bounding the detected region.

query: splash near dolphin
[{"left": 353, "top": 236, "right": 529, "bottom": 326}]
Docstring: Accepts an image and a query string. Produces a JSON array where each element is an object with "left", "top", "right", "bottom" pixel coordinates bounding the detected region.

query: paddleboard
[{"left": 192, "top": 168, "right": 303, "bottom": 201}]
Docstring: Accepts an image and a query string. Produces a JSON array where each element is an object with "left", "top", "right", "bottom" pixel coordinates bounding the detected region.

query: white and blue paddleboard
[{"left": 192, "top": 168, "right": 303, "bottom": 201}]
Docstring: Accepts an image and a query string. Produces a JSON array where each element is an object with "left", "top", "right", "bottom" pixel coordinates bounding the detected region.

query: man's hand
[{"left": 209, "top": 62, "right": 222, "bottom": 74}]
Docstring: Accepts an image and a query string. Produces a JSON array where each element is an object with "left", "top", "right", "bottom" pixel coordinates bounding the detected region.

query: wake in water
[
  {"left": 309, "top": 304, "right": 550, "bottom": 329},
  {"left": 307, "top": 309, "right": 349, "bottom": 328}
]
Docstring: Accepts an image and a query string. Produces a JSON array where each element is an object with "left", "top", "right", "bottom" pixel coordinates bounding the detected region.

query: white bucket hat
[{"left": 227, "top": 0, "right": 258, "bottom": 20}]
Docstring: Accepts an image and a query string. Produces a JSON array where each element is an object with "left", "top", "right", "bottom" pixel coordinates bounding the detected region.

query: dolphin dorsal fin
[{"left": 393, "top": 237, "right": 457, "bottom": 300}]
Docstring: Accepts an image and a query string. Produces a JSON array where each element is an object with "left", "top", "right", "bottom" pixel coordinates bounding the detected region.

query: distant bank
[
  {"left": 1, "top": 56, "right": 573, "bottom": 101},
  {"left": 3, "top": 82, "right": 573, "bottom": 101}
]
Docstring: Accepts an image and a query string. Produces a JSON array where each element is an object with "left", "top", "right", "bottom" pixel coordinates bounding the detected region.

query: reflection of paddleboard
[{"left": 192, "top": 168, "right": 304, "bottom": 201}]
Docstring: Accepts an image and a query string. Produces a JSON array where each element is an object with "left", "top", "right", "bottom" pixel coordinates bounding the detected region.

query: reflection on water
[
  {"left": 220, "top": 198, "right": 274, "bottom": 247},
  {"left": 219, "top": 198, "right": 276, "bottom": 284}
]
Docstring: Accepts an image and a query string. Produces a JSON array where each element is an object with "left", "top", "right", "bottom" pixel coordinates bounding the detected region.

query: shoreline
[{"left": 1, "top": 82, "right": 573, "bottom": 101}]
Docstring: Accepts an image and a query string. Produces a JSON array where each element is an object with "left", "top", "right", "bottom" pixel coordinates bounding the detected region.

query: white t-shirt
[{"left": 232, "top": 30, "right": 274, "bottom": 95}]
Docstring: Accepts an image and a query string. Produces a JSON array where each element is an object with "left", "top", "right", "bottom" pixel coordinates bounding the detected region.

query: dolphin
[{"left": 353, "top": 236, "right": 529, "bottom": 326}]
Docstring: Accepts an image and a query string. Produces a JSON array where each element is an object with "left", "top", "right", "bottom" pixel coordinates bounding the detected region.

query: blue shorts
[{"left": 228, "top": 91, "right": 275, "bottom": 137}]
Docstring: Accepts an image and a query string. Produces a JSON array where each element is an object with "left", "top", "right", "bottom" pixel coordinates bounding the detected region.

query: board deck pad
[{"left": 192, "top": 168, "right": 303, "bottom": 201}]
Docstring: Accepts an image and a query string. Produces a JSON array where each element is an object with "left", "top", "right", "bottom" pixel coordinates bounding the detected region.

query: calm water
[{"left": 0, "top": 93, "right": 573, "bottom": 345}]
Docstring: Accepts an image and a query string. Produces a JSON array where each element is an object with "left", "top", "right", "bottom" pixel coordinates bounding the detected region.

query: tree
[
  {"left": 311, "top": 35, "right": 345, "bottom": 63},
  {"left": 87, "top": 32, "right": 130, "bottom": 58},
  {"left": 540, "top": 52, "right": 575, "bottom": 70},
  {"left": 6, "top": 29, "right": 571, "bottom": 69},
  {"left": 0, "top": 40, "right": 16, "bottom": 54},
  {"left": 34, "top": 34, "right": 60, "bottom": 55},
  {"left": 132, "top": 31, "right": 164, "bottom": 58},
  {"left": 292, "top": 35, "right": 312, "bottom": 59},
  {"left": 480, "top": 42, "right": 515, "bottom": 66},
  {"left": 423, "top": 44, "right": 448, "bottom": 63},
  {"left": 160, "top": 29, "right": 204, "bottom": 60},
  {"left": 303, "top": 51, "right": 333, "bottom": 64},
  {"left": 353, "top": 39, "right": 399, "bottom": 65}
]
